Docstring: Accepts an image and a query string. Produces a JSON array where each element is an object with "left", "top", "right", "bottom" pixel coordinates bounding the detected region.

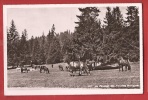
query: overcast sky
[{"left": 7, "top": 6, "right": 128, "bottom": 39}]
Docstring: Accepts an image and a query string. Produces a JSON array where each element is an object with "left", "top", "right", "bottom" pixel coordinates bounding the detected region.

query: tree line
[{"left": 7, "top": 6, "right": 139, "bottom": 66}]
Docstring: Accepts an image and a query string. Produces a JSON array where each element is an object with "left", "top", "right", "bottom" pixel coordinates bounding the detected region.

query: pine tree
[
  {"left": 45, "top": 24, "right": 55, "bottom": 59},
  {"left": 32, "top": 37, "right": 41, "bottom": 64},
  {"left": 101, "top": 7, "right": 125, "bottom": 63},
  {"left": 28, "top": 36, "right": 34, "bottom": 58},
  {"left": 7, "top": 20, "right": 20, "bottom": 66},
  {"left": 19, "top": 29, "right": 29, "bottom": 64},
  {"left": 47, "top": 37, "right": 62, "bottom": 64},
  {"left": 46, "top": 24, "right": 62, "bottom": 64},
  {"left": 40, "top": 33, "right": 46, "bottom": 64},
  {"left": 59, "top": 30, "right": 73, "bottom": 55},
  {"left": 74, "top": 7, "right": 101, "bottom": 61},
  {"left": 124, "top": 6, "right": 139, "bottom": 61}
]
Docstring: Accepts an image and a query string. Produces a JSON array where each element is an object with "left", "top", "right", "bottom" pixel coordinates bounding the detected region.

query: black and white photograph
[{"left": 3, "top": 3, "right": 143, "bottom": 95}]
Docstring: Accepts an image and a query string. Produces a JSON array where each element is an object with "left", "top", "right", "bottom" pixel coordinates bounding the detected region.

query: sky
[{"left": 7, "top": 6, "right": 128, "bottom": 39}]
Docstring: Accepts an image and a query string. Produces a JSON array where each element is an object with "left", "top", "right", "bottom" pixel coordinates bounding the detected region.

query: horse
[
  {"left": 34, "top": 65, "right": 41, "bottom": 70},
  {"left": 118, "top": 56, "right": 131, "bottom": 71},
  {"left": 21, "top": 67, "right": 29, "bottom": 73},
  {"left": 40, "top": 66, "right": 49, "bottom": 74},
  {"left": 67, "top": 61, "right": 82, "bottom": 76},
  {"left": 59, "top": 65, "right": 64, "bottom": 71},
  {"left": 65, "top": 66, "right": 70, "bottom": 71},
  {"left": 86, "top": 60, "right": 95, "bottom": 71},
  {"left": 68, "top": 61, "right": 90, "bottom": 76},
  {"left": 82, "top": 62, "right": 91, "bottom": 75}
]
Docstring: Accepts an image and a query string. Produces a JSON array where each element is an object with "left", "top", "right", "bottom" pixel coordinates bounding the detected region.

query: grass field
[{"left": 7, "top": 62, "right": 140, "bottom": 88}]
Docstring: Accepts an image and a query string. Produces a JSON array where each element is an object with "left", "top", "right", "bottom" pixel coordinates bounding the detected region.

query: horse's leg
[
  {"left": 83, "top": 67, "right": 88, "bottom": 75},
  {"left": 126, "top": 66, "right": 128, "bottom": 71},
  {"left": 128, "top": 65, "right": 131, "bottom": 71},
  {"left": 84, "top": 66, "right": 89, "bottom": 75},
  {"left": 70, "top": 69, "right": 73, "bottom": 76},
  {"left": 122, "top": 65, "right": 123, "bottom": 71},
  {"left": 88, "top": 68, "right": 91, "bottom": 75},
  {"left": 83, "top": 67, "right": 86, "bottom": 74},
  {"left": 74, "top": 69, "right": 76, "bottom": 76},
  {"left": 47, "top": 69, "right": 49, "bottom": 74},
  {"left": 48, "top": 69, "right": 49, "bottom": 73},
  {"left": 82, "top": 67, "right": 85, "bottom": 74},
  {"left": 71, "top": 71, "right": 73, "bottom": 76},
  {"left": 87, "top": 67, "right": 90, "bottom": 75},
  {"left": 79, "top": 68, "right": 81, "bottom": 76},
  {"left": 46, "top": 69, "right": 48, "bottom": 74},
  {"left": 119, "top": 65, "right": 121, "bottom": 71},
  {"left": 91, "top": 67, "right": 93, "bottom": 71},
  {"left": 73, "top": 70, "right": 75, "bottom": 76}
]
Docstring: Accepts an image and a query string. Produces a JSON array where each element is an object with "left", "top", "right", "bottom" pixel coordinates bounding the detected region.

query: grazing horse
[
  {"left": 65, "top": 66, "right": 70, "bottom": 71},
  {"left": 118, "top": 56, "right": 131, "bottom": 71},
  {"left": 59, "top": 65, "right": 64, "bottom": 71},
  {"left": 34, "top": 65, "right": 41, "bottom": 69},
  {"left": 40, "top": 66, "right": 49, "bottom": 74},
  {"left": 21, "top": 67, "right": 29, "bottom": 73}
]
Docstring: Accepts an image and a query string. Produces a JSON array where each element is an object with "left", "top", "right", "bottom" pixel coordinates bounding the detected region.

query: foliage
[
  {"left": 7, "top": 6, "right": 140, "bottom": 66},
  {"left": 7, "top": 20, "right": 20, "bottom": 66}
]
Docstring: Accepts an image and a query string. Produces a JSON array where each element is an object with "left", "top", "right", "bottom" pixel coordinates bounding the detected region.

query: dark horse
[
  {"left": 59, "top": 65, "right": 64, "bottom": 71},
  {"left": 40, "top": 66, "right": 49, "bottom": 74},
  {"left": 21, "top": 67, "right": 29, "bottom": 73},
  {"left": 19, "top": 61, "right": 29, "bottom": 73},
  {"left": 86, "top": 60, "right": 94, "bottom": 71},
  {"left": 118, "top": 56, "right": 131, "bottom": 71},
  {"left": 65, "top": 66, "right": 70, "bottom": 71}
]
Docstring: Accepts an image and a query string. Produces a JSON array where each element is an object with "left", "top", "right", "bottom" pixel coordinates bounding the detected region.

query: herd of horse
[
  {"left": 19, "top": 56, "right": 131, "bottom": 76},
  {"left": 58, "top": 56, "right": 131, "bottom": 76},
  {"left": 20, "top": 65, "right": 50, "bottom": 74}
]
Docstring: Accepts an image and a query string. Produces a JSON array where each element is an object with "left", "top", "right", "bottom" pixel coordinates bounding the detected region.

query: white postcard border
[{"left": 3, "top": 3, "right": 143, "bottom": 95}]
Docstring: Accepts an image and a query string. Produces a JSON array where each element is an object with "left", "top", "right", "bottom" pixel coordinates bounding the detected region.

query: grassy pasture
[{"left": 7, "top": 62, "right": 140, "bottom": 88}]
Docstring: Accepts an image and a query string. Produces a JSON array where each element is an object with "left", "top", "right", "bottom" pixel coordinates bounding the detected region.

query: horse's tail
[{"left": 127, "top": 58, "right": 131, "bottom": 70}]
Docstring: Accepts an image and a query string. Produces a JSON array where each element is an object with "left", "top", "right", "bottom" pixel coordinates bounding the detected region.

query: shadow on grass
[{"left": 94, "top": 65, "right": 119, "bottom": 70}]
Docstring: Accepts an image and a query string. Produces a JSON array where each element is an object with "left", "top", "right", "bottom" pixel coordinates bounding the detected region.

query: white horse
[
  {"left": 68, "top": 61, "right": 90, "bottom": 76},
  {"left": 118, "top": 56, "right": 131, "bottom": 71}
]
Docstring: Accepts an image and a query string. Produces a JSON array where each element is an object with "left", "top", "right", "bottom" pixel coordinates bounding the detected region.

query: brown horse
[
  {"left": 65, "top": 66, "right": 70, "bottom": 71},
  {"left": 21, "top": 67, "right": 29, "bottom": 73},
  {"left": 40, "top": 66, "right": 49, "bottom": 74},
  {"left": 118, "top": 56, "right": 131, "bottom": 71},
  {"left": 86, "top": 60, "right": 94, "bottom": 71},
  {"left": 59, "top": 65, "right": 64, "bottom": 71}
]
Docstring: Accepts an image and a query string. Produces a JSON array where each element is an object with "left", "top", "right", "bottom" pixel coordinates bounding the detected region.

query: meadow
[{"left": 7, "top": 62, "right": 140, "bottom": 88}]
